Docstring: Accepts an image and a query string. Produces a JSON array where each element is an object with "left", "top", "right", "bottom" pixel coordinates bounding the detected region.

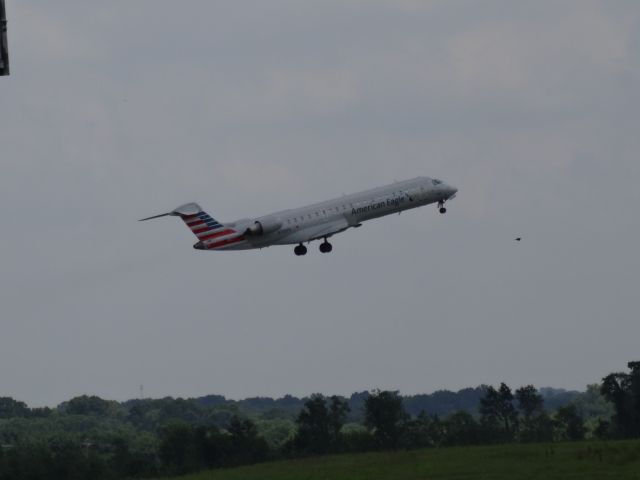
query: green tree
[
  {"left": 522, "top": 412, "right": 554, "bottom": 443},
  {"left": 515, "top": 385, "right": 544, "bottom": 418},
  {"left": 399, "top": 411, "right": 438, "bottom": 449},
  {"left": 341, "top": 425, "right": 376, "bottom": 453},
  {"left": 227, "top": 415, "right": 269, "bottom": 464},
  {"left": 574, "top": 384, "right": 615, "bottom": 418},
  {"left": 192, "top": 425, "right": 230, "bottom": 468},
  {"left": 364, "top": 390, "right": 408, "bottom": 450},
  {"left": 443, "top": 411, "right": 480, "bottom": 446},
  {"left": 62, "top": 395, "right": 122, "bottom": 418},
  {"left": 594, "top": 418, "right": 612, "bottom": 439},
  {"left": 255, "top": 418, "right": 295, "bottom": 448},
  {"left": 158, "top": 422, "right": 201, "bottom": 474},
  {"left": 293, "top": 395, "right": 348, "bottom": 454},
  {"left": 110, "top": 436, "right": 155, "bottom": 478},
  {"left": 515, "top": 385, "right": 547, "bottom": 443},
  {"left": 0, "top": 397, "right": 30, "bottom": 419},
  {"left": 328, "top": 396, "right": 350, "bottom": 449},
  {"left": 479, "top": 383, "right": 518, "bottom": 442},
  {"left": 601, "top": 361, "right": 640, "bottom": 437},
  {"left": 555, "top": 404, "right": 586, "bottom": 441},
  {"left": 293, "top": 394, "right": 331, "bottom": 454},
  {"left": 627, "top": 361, "right": 640, "bottom": 436}
]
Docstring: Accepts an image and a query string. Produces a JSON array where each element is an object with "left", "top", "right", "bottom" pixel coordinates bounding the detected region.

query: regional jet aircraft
[{"left": 140, "top": 177, "right": 457, "bottom": 256}]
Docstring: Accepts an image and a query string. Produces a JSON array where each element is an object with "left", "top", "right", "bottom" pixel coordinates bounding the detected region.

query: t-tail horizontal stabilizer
[
  {"left": 138, "top": 212, "right": 173, "bottom": 221},
  {"left": 138, "top": 203, "right": 203, "bottom": 222}
]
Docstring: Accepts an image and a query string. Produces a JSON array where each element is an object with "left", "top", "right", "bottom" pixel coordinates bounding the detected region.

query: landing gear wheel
[
  {"left": 319, "top": 241, "right": 333, "bottom": 253},
  {"left": 294, "top": 244, "right": 307, "bottom": 256},
  {"left": 438, "top": 201, "right": 447, "bottom": 214},
  {"left": 439, "top": 207, "right": 447, "bottom": 214}
]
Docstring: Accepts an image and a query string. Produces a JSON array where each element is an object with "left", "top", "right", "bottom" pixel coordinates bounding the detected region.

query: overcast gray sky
[{"left": 1, "top": 1, "right": 639, "bottom": 407}]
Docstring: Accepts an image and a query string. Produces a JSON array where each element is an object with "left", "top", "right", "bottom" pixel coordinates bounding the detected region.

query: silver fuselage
[{"left": 224, "top": 177, "right": 457, "bottom": 250}]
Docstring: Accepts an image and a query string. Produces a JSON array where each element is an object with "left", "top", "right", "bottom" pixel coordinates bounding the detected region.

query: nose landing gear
[
  {"left": 438, "top": 200, "right": 447, "bottom": 214},
  {"left": 294, "top": 244, "right": 307, "bottom": 256}
]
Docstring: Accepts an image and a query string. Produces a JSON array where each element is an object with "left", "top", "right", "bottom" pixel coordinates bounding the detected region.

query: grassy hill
[{"left": 174, "top": 440, "right": 640, "bottom": 480}]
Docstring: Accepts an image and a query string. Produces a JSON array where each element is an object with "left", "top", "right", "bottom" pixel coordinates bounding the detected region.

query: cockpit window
[{"left": 432, "top": 179, "right": 443, "bottom": 185}]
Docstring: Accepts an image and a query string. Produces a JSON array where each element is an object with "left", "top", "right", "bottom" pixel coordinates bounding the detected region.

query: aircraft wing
[{"left": 305, "top": 216, "right": 359, "bottom": 242}]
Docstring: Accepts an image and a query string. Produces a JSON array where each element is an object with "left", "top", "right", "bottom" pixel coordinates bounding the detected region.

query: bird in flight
[{"left": 515, "top": 237, "right": 522, "bottom": 242}]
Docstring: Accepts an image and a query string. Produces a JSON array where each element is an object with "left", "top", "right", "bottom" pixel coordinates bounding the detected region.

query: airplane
[{"left": 140, "top": 176, "right": 457, "bottom": 256}]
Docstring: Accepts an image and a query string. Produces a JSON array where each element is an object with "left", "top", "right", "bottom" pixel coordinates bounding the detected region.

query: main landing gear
[
  {"left": 438, "top": 200, "right": 447, "bottom": 214},
  {"left": 293, "top": 240, "right": 333, "bottom": 256},
  {"left": 319, "top": 239, "right": 333, "bottom": 253}
]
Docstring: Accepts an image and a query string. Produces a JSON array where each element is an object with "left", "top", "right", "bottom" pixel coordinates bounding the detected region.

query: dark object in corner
[{"left": 0, "top": 0, "right": 8, "bottom": 76}]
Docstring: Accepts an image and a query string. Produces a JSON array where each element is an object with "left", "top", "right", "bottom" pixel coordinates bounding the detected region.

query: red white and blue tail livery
[
  {"left": 139, "top": 202, "right": 247, "bottom": 251},
  {"left": 139, "top": 177, "right": 457, "bottom": 256}
]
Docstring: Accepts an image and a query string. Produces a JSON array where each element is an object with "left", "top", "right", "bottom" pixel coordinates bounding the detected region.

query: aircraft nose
[{"left": 447, "top": 185, "right": 458, "bottom": 198}]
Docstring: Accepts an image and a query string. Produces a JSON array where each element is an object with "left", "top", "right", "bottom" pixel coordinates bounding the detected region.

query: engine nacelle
[{"left": 244, "top": 216, "right": 282, "bottom": 236}]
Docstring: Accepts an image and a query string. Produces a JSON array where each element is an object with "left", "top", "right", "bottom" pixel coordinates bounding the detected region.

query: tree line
[
  {"left": 0, "top": 361, "right": 637, "bottom": 479},
  {"left": 286, "top": 386, "right": 587, "bottom": 455}
]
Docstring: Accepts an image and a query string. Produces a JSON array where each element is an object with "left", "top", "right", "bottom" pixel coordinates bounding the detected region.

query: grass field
[{"left": 173, "top": 440, "right": 640, "bottom": 480}]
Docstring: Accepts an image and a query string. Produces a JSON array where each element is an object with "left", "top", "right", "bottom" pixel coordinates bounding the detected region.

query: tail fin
[
  {"left": 140, "top": 203, "right": 245, "bottom": 253},
  {"left": 140, "top": 202, "right": 236, "bottom": 241},
  {"left": 173, "top": 203, "right": 237, "bottom": 241}
]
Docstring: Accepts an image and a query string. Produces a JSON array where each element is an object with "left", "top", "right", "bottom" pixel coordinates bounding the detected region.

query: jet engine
[{"left": 244, "top": 216, "right": 282, "bottom": 236}]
